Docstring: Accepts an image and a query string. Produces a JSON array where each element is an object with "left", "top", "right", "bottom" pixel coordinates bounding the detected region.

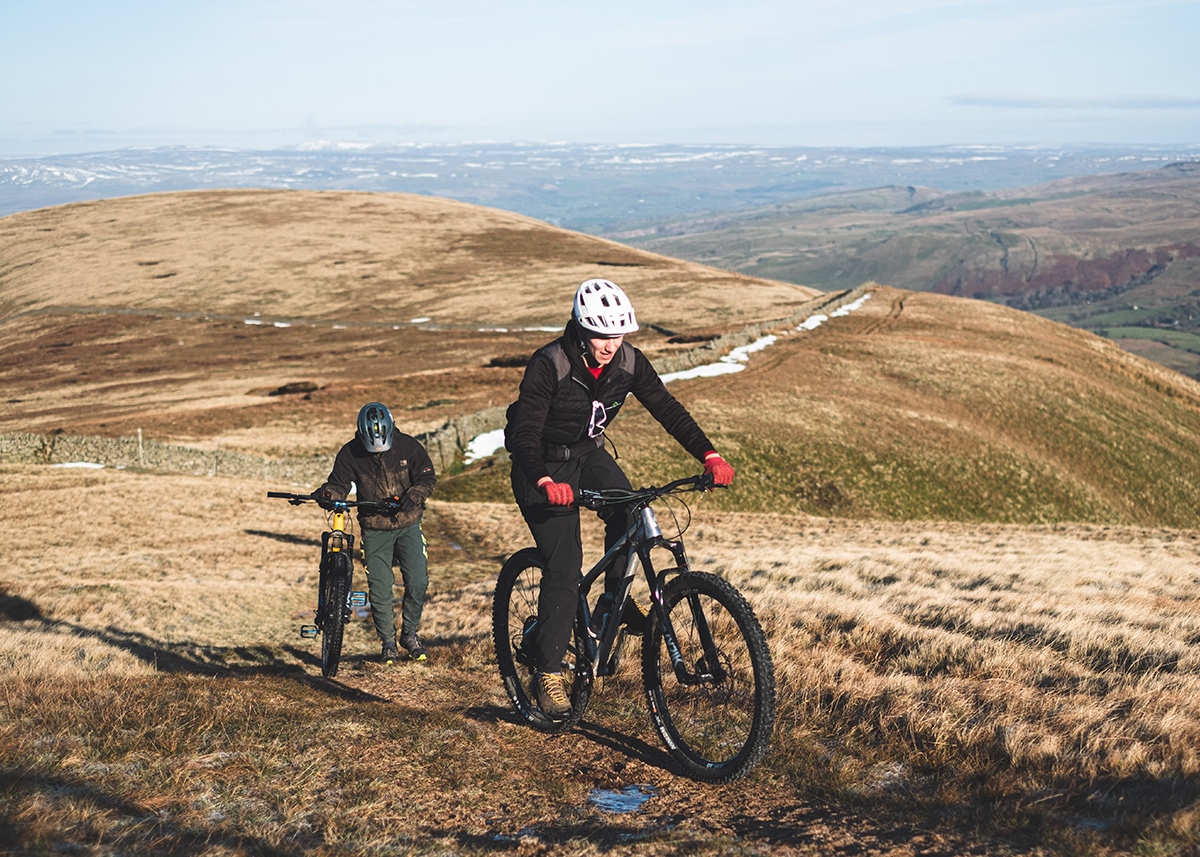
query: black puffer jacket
[
  {"left": 505, "top": 320, "right": 715, "bottom": 486},
  {"left": 318, "top": 432, "right": 436, "bottom": 530}
]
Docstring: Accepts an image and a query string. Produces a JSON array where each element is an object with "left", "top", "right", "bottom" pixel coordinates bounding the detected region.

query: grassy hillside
[
  {"left": 5, "top": 191, "right": 1200, "bottom": 854},
  {"left": 3, "top": 190, "right": 1200, "bottom": 527},
  {"left": 443, "top": 286, "right": 1200, "bottom": 529},
  {"left": 4, "top": 465, "right": 1200, "bottom": 855},
  {"left": 616, "top": 162, "right": 1200, "bottom": 377}
]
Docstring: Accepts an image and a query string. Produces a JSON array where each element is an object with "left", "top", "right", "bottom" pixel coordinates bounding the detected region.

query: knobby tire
[
  {"left": 492, "top": 548, "right": 591, "bottom": 733},
  {"left": 641, "top": 571, "right": 776, "bottom": 782},
  {"left": 320, "top": 553, "right": 351, "bottom": 678}
]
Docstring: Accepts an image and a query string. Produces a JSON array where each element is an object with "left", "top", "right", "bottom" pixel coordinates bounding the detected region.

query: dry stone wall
[{"left": 0, "top": 431, "right": 332, "bottom": 485}]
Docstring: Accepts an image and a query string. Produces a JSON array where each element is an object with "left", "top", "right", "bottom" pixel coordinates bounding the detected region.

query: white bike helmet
[
  {"left": 357, "top": 402, "right": 394, "bottom": 453},
  {"left": 572, "top": 279, "right": 639, "bottom": 336}
]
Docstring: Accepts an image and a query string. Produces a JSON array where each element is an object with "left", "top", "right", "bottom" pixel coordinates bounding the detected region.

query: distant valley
[{"left": 617, "top": 163, "right": 1200, "bottom": 379}]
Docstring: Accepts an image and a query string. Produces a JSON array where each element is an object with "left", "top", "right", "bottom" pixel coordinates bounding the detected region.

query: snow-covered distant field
[{"left": 3, "top": 141, "right": 1197, "bottom": 230}]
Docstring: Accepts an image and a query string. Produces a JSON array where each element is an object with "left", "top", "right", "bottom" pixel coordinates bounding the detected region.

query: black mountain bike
[
  {"left": 269, "top": 492, "right": 383, "bottom": 678},
  {"left": 492, "top": 474, "right": 776, "bottom": 783}
]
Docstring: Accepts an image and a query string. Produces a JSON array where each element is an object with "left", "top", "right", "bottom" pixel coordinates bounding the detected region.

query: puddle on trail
[{"left": 587, "top": 784, "right": 659, "bottom": 813}]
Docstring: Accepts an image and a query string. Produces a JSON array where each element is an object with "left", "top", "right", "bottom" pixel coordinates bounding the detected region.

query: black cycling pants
[{"left": 512, "top": 445, "right": 631, "bottom": 673}]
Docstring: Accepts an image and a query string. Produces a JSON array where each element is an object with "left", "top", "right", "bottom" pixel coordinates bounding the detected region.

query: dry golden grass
[{"left": 4, "top": 465, "right": 1200, "bottom": 854}]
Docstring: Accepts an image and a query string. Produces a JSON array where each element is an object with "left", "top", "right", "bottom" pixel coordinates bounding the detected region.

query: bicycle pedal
[
  {"left": 299, "top": 625, "right": 319, "bottom": 639},
  {"left": 350, "top": 591, "right": 368, "bottom": 607}
]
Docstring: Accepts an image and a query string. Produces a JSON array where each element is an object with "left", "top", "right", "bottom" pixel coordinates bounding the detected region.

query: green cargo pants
[{"left": 360, "top": 522, "right": 428, "bottom": 642}]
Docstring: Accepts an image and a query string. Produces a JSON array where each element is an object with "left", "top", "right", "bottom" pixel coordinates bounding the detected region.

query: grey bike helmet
[
  {"left": 357, "top": 402, "right": 394, "bottom": 453},
  {"left": 573, "top": 279, "right": 639, "bottom": 336}
]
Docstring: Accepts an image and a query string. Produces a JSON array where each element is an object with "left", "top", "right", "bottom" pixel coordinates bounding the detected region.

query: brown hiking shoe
[{"left": 534, "top": 672, "right": 571, "bottom": 717}]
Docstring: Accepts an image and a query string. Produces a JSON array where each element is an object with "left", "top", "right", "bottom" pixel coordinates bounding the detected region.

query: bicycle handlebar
[
  {"left": 577, "top": 473, "right": 721, "bottom": 510},
  {"left": 267, "top": 491, "right": 391, "bottom": 514}
]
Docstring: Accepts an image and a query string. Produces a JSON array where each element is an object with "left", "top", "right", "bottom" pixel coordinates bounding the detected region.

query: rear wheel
[
  {"left": 492, "top": 548, "right": 590, "bottom": 733},
  {"left": 319, "top": 553, "right": 350, "bottom": 678},
  {"left": 642, "top": 572, "right": 775, "bottom": 782}
]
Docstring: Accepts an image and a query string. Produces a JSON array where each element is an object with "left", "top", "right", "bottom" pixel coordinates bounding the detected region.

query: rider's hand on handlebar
[
  {"left": 310, "top": 488, "right": 336, "bottom": 510},
  {"left": 539, "top": 478, "right": 575, "bottom": 507},
  {"left": 383, "top": 494, "right": 417, "bottom": 516},
  {"left": 703, "top": 453, "right": 734, "bottom": 487}
]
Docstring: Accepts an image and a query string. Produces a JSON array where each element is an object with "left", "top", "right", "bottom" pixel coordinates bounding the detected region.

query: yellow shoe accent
[{"left": 534, "top": 672, "right": 571, "bottom": 717}]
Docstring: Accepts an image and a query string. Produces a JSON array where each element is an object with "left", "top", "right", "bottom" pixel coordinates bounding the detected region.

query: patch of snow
[
  {"left": 660, "top": 334, "right": 777, "bottom": 383},
  {"left": 53, "top": 462, "right": 104, "bottom": 469},
  {"left": 831, "top": 293, "right": 872, "bottom": 317},
  {"left": 464, "top": 428, "right": 506, "bottom": 464}
]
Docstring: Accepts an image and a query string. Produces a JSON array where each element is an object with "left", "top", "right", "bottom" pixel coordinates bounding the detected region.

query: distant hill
[
  {"left": 3, "top": 190, "right": 1199, "bottom": 527},
  {"left": 616, "top": 163, "right": 1200, "bottom": 378},
  {"left": 0, "top": 189, "right": 815, "bottom": 451}
]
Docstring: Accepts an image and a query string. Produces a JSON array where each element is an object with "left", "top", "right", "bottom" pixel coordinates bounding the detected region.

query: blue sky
[{"left": 2, "top": 0, "right": 1198, "bottom": 156}]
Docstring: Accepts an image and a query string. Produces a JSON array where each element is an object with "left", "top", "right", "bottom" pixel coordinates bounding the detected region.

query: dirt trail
[{"left": 315, "top": 650, "right": 990, "bottom": 855}]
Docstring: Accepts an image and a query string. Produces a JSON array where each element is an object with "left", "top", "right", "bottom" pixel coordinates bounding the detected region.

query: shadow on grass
[
  {"left": 460, "top": 703, "right": 681, "bottom": 777},
  {"left": 25, "top": 615, "right": 387, "bottom": 702},
  {"left": 574, "top": 720, "right": 679, "bottom": 776},
  {"left": 0, "top": 766, "right": 320, "bottom": 857},
  {"left": 244, "top": 528, "right": 321, "bottom": 548},
  {"left": 0, "top": 588, "right": 43, "bottom": 621}
]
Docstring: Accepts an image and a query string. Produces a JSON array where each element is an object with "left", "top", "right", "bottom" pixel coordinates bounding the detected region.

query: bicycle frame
[{"left": 576, "top": 500, "right": 724, "bottom": 688}]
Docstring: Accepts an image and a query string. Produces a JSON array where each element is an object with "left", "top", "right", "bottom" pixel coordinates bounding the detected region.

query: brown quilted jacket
[{"left": 317, "top": 432, "right": 437, "bottom": 530}]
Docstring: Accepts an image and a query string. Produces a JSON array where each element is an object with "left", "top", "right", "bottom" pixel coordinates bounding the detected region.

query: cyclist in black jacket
[{"left": 504, "top": 279, "right": 734, "bottom": 716}]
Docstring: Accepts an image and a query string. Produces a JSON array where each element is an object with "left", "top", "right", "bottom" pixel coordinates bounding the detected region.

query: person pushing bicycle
[
  {"left": 313, "top": 402, "right": 437, "bottom": 664},
  {"left": 504, "top": 279, "right": 735, "bottom": 716}
]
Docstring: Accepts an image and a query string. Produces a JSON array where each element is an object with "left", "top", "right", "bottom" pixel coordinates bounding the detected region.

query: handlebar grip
[{"left": 267, "top": 491, "right": 294, "bottom": 498}]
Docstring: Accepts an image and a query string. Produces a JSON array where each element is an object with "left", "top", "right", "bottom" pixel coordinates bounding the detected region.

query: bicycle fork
[
  {"left": 644, "top": 535, "right": 727, "bottom": 688},
  {"left": 300, "top": 524, "right": 369, "bottom": 639}
]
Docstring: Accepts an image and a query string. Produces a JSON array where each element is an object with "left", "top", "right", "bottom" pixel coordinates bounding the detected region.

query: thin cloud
[{"left": 952, "top": 95, "right": 1200, "bottom": 110}]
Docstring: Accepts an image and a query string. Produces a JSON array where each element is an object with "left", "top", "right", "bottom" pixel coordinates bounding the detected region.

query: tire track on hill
[{"left": 860, "top": 289, "right": 908, "bottom": 335}]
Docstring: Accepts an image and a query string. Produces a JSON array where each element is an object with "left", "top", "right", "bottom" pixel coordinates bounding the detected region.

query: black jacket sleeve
[
  {"left": 318, "top": 441, "right": 357, "bottom": 500},
  {"left": 404, "top": 439, "right": 437, "bottom": 504},
  {"left": 507, "top": 351, "right": 559, "bottom": 487},
  {"left": 630, "top": 350, "right": 716, "bottom": 463}
]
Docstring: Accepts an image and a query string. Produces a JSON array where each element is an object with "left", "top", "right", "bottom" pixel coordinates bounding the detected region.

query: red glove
[
  {"left": 704, "top": 454, "right": 734, "bottom": 487},
  {"left": 540, "top": 480, "right": 575, "bottom": 506}
]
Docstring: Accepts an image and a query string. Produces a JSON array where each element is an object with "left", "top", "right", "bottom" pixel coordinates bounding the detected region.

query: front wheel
[
  {"left": 319, "top": 552, "right": 351, "bottom": 678},
  {"left": 642, "top": 572, "right": 776, "bottom": 782},
  {"left": 492, "top": 548, "right": 590, "bottom": 733}
]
